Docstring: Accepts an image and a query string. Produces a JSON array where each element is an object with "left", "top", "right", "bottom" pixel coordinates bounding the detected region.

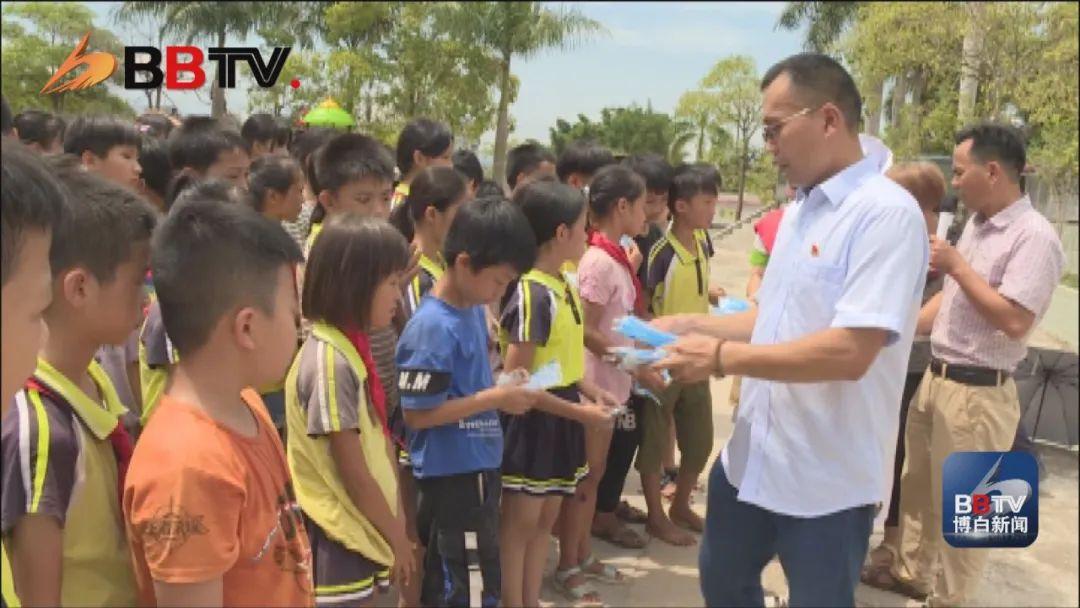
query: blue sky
[{"left": 85, "top": 2, "right": 804, "bottom": 145}]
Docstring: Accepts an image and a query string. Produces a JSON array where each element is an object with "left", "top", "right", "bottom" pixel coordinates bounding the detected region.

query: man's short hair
[
  {"left": 761, "top": 53, "right": 862, "bottom": 131},
  {"left": 954, "top": 122, "right": 1027, "bottom": 182},
  {"left": 64, "top": 115, "right": 142, "bottom": 158},
  {"left": 622, "top": 153, "right": 674, "bottom": 193},
  {"left": 151, "top": 188, "right": 302, "bottom": 355},
  {"left": 444, "top": 196, "right": 536, "bottom": 273},
  {"left": 44, "top": 157, "right": 157, "bottom": 281},
  {"left": 314, "top": 133, "right": 395, "bottom": 195},
  {"left": 1, "top": 140, "right": 68, "bottom": 284},
  {"left": 556, "top": 140, "right": 615, "bottom": 182},
  {"left": 506, "top": 142, "right": 556, "bottom": 190}
]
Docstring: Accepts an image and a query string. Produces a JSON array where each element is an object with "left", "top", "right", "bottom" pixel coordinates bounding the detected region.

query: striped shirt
[{"left": 931, "top": 196, "right": 1066, "bottom": 372}]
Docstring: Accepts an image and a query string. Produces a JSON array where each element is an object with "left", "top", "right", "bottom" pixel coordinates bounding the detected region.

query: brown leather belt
[{"left": 930, "top": 358, "right": 1009, "bottom": 387}]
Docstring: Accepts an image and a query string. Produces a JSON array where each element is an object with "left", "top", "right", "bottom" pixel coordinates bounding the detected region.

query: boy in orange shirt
[{"left": 123, "top": 190, "right": 313, "bottom": 606}]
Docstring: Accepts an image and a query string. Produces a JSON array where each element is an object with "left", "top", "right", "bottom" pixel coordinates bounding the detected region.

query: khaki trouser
[{"left": 891, "top": 368, "right": 1021, "bottom": 607}]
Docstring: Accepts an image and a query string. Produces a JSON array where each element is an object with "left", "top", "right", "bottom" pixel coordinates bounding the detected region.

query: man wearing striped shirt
[{"left": 888, "top": 123, "right": 1066, "bottom": 606}]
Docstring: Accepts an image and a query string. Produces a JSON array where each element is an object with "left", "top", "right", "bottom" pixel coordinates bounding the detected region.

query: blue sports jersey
[{"left": 396, "top": 296, "right": 502, "bottom": 478}]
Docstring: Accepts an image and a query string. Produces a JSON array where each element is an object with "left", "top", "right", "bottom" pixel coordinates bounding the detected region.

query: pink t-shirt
[{"left": 578, "top": 246, "right": 635, "bottom": 403}]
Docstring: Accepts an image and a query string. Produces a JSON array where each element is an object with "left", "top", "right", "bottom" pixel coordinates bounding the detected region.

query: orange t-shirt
[{"left": 123, "top": 389, "right": 313, "bottom": 607}]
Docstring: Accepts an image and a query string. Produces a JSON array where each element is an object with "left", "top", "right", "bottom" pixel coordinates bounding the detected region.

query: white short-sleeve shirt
[{"left": 721, "top": 154, "right": 929, "bottom": 518}]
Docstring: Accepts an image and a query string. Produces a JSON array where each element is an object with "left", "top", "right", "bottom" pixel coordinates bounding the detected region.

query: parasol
[
  {"left": 1013, "top": 347, "right": 1079, "bottom": 448},
  {"left": 301, "top": 98, "right": 355, "bottom": 129}
]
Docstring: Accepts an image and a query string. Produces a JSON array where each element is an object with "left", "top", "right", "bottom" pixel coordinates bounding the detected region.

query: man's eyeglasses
[{"left": 761, "top": 107, "right": 818, "bottom": 143}]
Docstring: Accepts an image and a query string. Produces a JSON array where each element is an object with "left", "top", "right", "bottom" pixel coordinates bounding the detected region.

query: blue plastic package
[
  {"left": 619, "top": 235, "right": 635, "bottom": 249},
  {"left": 612, "top": 316, "right": 677, "bottom": 348},
  {"left": 524, "top": 361, "right": 562, "bottom": 390},
  {"left": 712, "top": 297, "right": 751, "bottom": 315},
  {"left": 607, "top": 346, "right": 668, "bottom": 369}
]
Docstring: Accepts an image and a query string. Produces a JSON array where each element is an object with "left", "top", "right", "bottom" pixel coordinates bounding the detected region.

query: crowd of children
[{"left": 0, "top": 94, "right": 731, "bottom": 608}]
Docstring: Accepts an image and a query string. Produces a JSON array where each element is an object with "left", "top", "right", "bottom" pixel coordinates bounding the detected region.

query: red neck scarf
[
  {"left": 588, "top": 229, "right": 647, "bottom": 316},
  {"left": 341, "top": 327, "right": 394, "bottom": 444},
  {"left": 26, "top": 378, "right": 133, "bottom": 508}
]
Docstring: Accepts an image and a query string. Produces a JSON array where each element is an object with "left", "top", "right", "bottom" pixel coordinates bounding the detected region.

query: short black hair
[
  {"left": 248, "top": 153, "right": 303, "bottom": 213},
  {"left": 314, "top": 133, "right": 395, "bottom": 195},
  {"left": 151, "top": 187, "right": 302, "bottom": 355},
  {"left": 512, "top": 178, "right": 586, "bottom": 246},
  {"left": 242, "top": 113, "right": 289, "bottom": 148},
  {"left": 14, "top": 110, "right": 66, "bottom": 150},
  {"left": 289, "top": 126, "right": 338, "bottom": 193},
  {"left": 506, "top": 142, "right": 556, "bottom": 189},
  {"left": 46, "top": 159, "right": 157, "bottom": 282},
  {"left": 588, "top": 165, "right": 645, "bottom": 219},
  {"left": 303, "top": 215, "right": 409, "bottom": 330},
  {"left": 138, "top": 136, "right": 173, "bottom": 206},
  {"left": 0, "top": 95, "right": 12, "bottom": 137},
  {"left": 669, "top": 163, "right": 721, "bottom": 213},
  {"left": 135, "top": 113, "right": 175, "bottom": 139},
  {"left": 556, "top": 139, "right": 615, "bottom": 182},
  {"left": 955, "top": 122, "right": 1027, "bottom": 182},
  {"left": 475, "top": 179, "right": 506, "bottom": 199},
  {"left": 390, "top": 165, "right": 468, "bottom": 242},
  {"left": 63, "top": 115, "right": 142, "bottom": 158},
  {"left": 761, "top": 52, "right": 862, "bottom": 131},
  {"left": 622, "top": 153, "right": 673, "bottom": 193},
  {"left": 396, "top": 118, "right": 453, "bottom": 177},
  {"left": 1, "top": 139, "right": 68, "bottom": 284},
  {"left": 168, "top": 117, "right": 248, "bottom": 172},
  {"left": 452, "top": 148, "right": 484, "bottom": 187},
  {"left": 444, "top": 196, "right": 536, "bottom": 274}
]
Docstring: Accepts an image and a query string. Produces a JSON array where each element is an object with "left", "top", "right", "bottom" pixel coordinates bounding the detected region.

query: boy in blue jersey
[{"left": 397, "top": 196, "right": 540, "bottom": 607}]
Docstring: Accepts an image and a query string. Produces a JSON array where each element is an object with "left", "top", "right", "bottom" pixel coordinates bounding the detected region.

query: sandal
[
  {"left": 580, "top": 554, "right": 630, "bottom": 585},
  {"left": 860, "top": 562, "right": 928, "bottom": 601},
  {"left": 553, "top": 566, "right": 604, "bottom": 606},
  {"left": 592, "top": 521, "right": 647, "bottom": 549},
  {"left": 614, "top": 500, "right": 648, "bottom": 524}
]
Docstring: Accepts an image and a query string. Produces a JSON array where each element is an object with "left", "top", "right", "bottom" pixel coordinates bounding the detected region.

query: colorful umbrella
[{"left": 301, "top": 98, "right": 355, "bottom": 128}]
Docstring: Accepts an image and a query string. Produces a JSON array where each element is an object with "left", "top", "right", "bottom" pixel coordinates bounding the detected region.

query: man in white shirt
[{"left": 654, "top": 53, "right": 928, "bottom": 607}]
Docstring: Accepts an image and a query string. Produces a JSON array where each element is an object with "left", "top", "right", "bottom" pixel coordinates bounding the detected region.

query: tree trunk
[
  {"left": 735, "top": 134, "right": 749, "bottom": 221},
  {"left": 865, "top": 76, "right": 885, "bottom": 136},
  {"left": 210, "top": 29, "right": 227, "bottom": 118},
  {"left": 696, "top": 118, "right": 706, "bottom": 162},
  {"left": 908, "top": 68, "right": 926, "bottom": 151},
  {"left": 957, "top": 2, "right": 985, "bottom": 126},
  {"left": 154, "top": 86, "right": 162, "bottom": 110},
  {"left": 492, "top": 51, "right": 513, "bottom": 189},
  {"left": 890, "top": 71, "right": 909, "bottom": 134}
]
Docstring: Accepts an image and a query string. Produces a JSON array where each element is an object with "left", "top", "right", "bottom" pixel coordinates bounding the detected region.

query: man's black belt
[{"left": 930, "top": 358, "right": 1010, "bottom": 387}]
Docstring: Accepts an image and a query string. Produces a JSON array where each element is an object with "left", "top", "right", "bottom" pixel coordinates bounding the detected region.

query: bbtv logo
[
  {"left": 41, "top": 31, "right": 290, "bottom": 95},
  {"left": 943, "top": 452, "right": 1038, "bottom": 548}
]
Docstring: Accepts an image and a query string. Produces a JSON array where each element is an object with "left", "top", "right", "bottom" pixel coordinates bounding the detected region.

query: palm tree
[
  {"left": 776, "top": 2, "right": 861, "bottom": 52},
  {"left": 775, "top": 2, "right": 888, "bottom": 134},
  {"left": 439, "top": 2, "right": 603, "bottom": 187},
  {"left": 120, "top": 2, "right": 275, "bottom": 118}
]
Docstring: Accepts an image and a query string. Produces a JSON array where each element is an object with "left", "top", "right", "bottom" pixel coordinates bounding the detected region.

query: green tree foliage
[
  {"left": 548, "top": 103, "right": 686, "bottom": 162},
  {"left": 438, "top": 1, "right": 603, "bottom": 186},
  {"left": 2, "top": 2, "right": 133, "bottom": 117}
]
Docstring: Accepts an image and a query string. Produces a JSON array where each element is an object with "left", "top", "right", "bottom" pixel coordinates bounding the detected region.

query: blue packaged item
[
  {"left": 612, "top": 315, "right": 677, "bottom": 348},
  {"left": 712, "top": 296, "right": 751, "bottom": 315}
]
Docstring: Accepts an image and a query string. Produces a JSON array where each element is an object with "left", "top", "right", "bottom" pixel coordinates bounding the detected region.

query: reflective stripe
[
  {"left": 27, "top": 390, "right": 50, "bottom": 513},
  {"left": 15, "top": 392, "right": 32, "bottom": 512},
  {"left": 326, "top": 342, "right": 341, "bottom": 432}
]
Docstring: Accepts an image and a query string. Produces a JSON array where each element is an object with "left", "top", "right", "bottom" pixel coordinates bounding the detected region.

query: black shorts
[
  {"left": 304, "top": 514, "right": 390, "bottom": 606},
  {"left": 500, "top": 385, "right": 588, "bottom": 496}
]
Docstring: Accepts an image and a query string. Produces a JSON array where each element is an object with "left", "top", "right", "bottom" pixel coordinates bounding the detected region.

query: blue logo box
[{"left": 942, "top": 451, "right": 1038, "bottom": 548}]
